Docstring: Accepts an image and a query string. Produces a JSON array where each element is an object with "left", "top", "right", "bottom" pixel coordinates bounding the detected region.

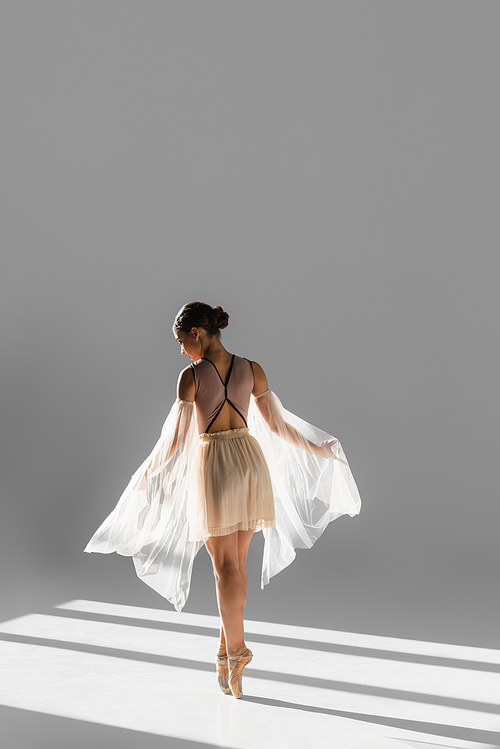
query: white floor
[{"left": 0, "top": 599, "right": 499, "bottom": 749}]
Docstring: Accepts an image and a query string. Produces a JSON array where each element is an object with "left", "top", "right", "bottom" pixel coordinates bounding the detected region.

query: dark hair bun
[
  {"left": 212, "top": 305, "right": 229, "bottom": 330},
  {"left": 173, "top": 301, "right": 229, "bottom": 338}
]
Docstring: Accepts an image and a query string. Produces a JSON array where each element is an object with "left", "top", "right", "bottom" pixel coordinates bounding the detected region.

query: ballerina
[{"left": 85, "top": 301, "right": 361, "bottom": 698}]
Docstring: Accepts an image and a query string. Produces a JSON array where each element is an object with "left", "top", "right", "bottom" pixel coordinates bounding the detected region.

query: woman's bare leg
[
  {"left": 236, "top": 527, "right": 253, "bottom": 602},
  {"left": 216, "top": 529, "right": 254, "bottom": 654},
  {"left": 206, "top": 529, "right": 254, "bottom": 656}
]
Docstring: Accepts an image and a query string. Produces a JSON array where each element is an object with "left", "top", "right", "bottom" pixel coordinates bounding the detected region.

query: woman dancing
[{"left": 85, "top": 302, "right": 361, "bottom": 699}]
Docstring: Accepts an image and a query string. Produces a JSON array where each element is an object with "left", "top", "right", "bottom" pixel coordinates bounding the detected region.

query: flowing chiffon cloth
[{"left": 84, "top": 388, "right": 361, "bottom": 612}]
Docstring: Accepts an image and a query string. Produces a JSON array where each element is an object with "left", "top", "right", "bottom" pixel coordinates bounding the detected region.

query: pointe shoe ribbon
[
  {"left": 215, "top": 653, "right": 231, "bottom": 695},
  {"left": 228, "top": 647, "right": 253, "bottom": 699}
]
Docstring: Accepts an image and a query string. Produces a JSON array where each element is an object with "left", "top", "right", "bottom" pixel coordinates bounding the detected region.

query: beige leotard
[{"left": 190, "top": 354, "right": 254, "bottom": 434}]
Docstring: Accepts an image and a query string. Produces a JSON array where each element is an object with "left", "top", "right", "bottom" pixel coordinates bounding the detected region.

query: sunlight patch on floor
[{"left": 0, "top": 600, "right": 498, "bottom": 749}]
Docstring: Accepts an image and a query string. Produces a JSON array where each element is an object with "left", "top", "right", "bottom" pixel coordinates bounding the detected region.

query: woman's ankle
[{"left": 228, "top": 643, "right": 247, "bottom": 658}]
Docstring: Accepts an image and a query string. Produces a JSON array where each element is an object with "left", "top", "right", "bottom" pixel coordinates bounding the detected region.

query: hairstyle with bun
[{"left": 173, "top": 302, "right": 229, "bottom": 338}]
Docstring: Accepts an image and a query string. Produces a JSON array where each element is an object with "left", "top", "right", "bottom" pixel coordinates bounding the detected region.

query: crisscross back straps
[{"left": 200, "top": 354, "right": 248, "bottom": 432}]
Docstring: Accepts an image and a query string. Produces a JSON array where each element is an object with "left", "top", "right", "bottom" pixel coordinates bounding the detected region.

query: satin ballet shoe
[
  {"left": 216, "top": 652, "right": 231, "bottom": 695},
  {"left": 228, "top": 647, "right": 253, "bottom": 699}
]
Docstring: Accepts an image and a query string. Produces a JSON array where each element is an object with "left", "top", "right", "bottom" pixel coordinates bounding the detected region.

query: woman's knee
[
  {"left": 206, "top": 533, "right": 238, "bottom": 567},
  {"left": 211, "top": 555, "right": 240, "bottom": 581}
]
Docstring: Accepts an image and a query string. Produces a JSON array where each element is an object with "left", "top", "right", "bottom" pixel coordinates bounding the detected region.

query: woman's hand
[{"left": 317, "top": 439, "right": 340, "bottom": 460}]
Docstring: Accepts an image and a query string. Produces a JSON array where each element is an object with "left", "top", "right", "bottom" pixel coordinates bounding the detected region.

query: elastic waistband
[{"left": 199, "top": 427, "right": 250, "bottom": 442}]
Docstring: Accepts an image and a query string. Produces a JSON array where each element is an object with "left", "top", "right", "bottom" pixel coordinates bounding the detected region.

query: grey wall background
[{"left": 1, "top": 1, "right": 499, "bottom": 648}]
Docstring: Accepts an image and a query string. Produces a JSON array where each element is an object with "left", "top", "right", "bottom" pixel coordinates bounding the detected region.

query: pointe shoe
[
  {"left": 216, "top": 652, "right": 231, "bottom": 695},
  {"left": 228, "top": 647, "right": 253, "bottom": 699}
]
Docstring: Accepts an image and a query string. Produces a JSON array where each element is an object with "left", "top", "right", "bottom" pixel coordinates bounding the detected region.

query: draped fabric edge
[
  {"left": 84, "top": 390, "right": 361, "bottom": 612},
  {"left": 248, "top": 389, "right": 361, "bottom": 589}
]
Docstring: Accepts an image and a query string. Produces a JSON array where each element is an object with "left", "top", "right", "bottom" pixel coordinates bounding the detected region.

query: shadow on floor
[
  {"left": 1, "top": 627, "right": 499, "bottom": 718},
  {"left": 244, "top": 696, "right": 500, "bottom": 747},
  {"left": 45, "top": 605, "right": 500, "bottom": 674},
  {"left": 0, "top": 705, "right": 228, "bottom": 749}
]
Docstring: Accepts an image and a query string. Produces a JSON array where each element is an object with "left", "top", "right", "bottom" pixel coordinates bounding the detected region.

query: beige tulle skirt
[{"left": 187, "top": 427, "right": 276, "bottom": 542}]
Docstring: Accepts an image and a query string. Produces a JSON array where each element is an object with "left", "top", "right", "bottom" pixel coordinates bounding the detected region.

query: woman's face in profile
[{"left": 173, "top": 328, "right": 201, "bottom": 361}]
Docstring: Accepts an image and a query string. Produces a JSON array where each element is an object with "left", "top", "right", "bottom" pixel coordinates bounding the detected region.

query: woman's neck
[{"left": 201, "top": 337, "right": 229, "bottom": 361}]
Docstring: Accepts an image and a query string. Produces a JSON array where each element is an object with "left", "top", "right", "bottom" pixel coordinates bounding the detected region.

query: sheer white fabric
[
  {"left": 84, "top": 398, "right": 203, "bottom": 612},
  {"left": 84, "top": 390, "right": 361, "bottom": 612},
  {"left": 249, "top": 389, "right": 361, "bottom": 587}
]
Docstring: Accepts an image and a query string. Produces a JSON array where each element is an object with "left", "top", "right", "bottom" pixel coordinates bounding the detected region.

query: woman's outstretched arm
[{"left": 251, "top": 361, "right": 339, "bottom": 460}]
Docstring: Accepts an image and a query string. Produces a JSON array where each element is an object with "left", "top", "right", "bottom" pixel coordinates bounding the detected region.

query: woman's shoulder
[
  {"left": 245, "top": 359, "right": 268, "bottom": 395},
  {"left": 243, "top": 358, "right": 265, "bottom": 374},
  {"left": 177, "top": 365, "right": 196, "bottom": 401},
  {"left": 236, "top": 354, "right": 262, "bottom": 369},
  {"left": 236, "top": 355, "right": 264, "bottom": 374}
]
